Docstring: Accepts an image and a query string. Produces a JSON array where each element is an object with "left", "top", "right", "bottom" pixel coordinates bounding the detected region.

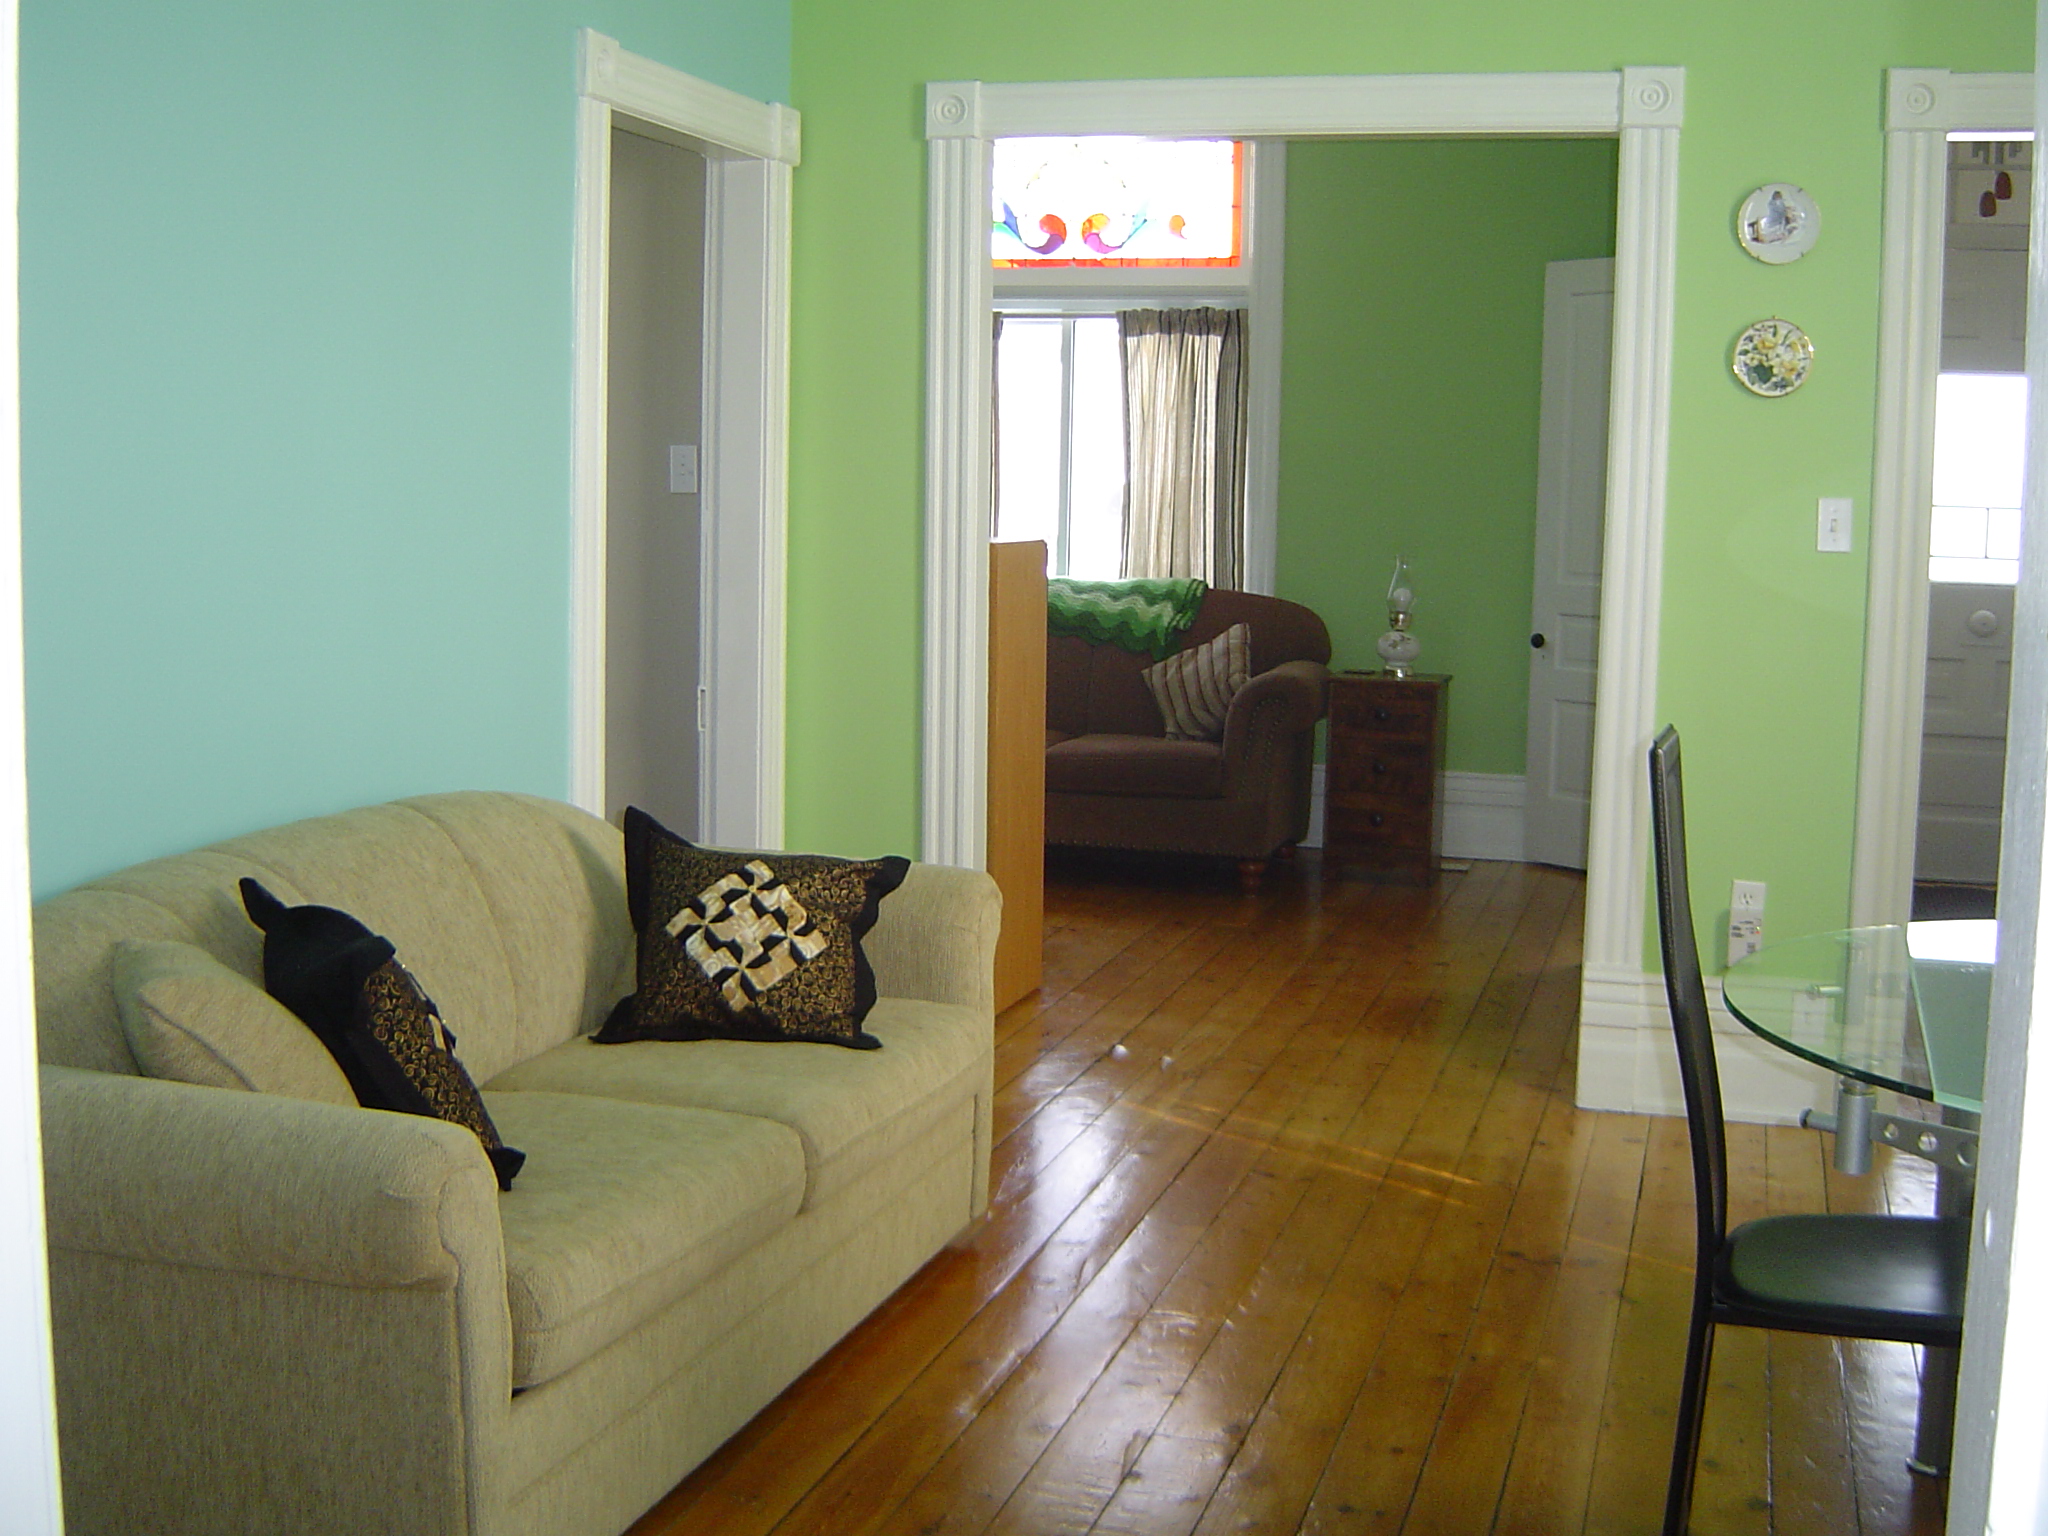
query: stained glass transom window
[{"left": 992, "top": 137, "right": 1243, "bottom": 268}]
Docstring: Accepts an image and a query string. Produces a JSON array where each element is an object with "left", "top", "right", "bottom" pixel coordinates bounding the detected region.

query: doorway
[
  {"left": 1911, "top": 141, "right": 2030, "bottom": 916},
  {"left": 604, "top": 126, "right": 706, "bottom": 833},
  {"left": 569, "top": 31, "right": 797, "bottom": 850},
  {"left": 921, "top": 70, "right": 1686, "bottom": 1070},
  {"left": 1852, "top": 70, "right": 2033, "bottom": 930}
]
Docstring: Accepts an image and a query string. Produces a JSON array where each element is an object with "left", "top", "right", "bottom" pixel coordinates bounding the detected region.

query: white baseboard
[
  {"left": 1575, "top": 964, "right": 1832, "bottom": 1124},
  {"left": 1302, "top": 767, "right": 1527, "bottom": 863}
]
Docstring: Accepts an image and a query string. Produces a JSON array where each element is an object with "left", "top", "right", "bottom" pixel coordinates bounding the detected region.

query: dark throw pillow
[
  {"left": 595, "top": 806, "right": 910, "bottom": 1050},
  {"left": 239, "top": 879, "right": 525, "bottom": 1189}
]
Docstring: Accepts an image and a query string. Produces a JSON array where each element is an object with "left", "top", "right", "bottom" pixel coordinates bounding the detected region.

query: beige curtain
[{"left": 1118, "top": 307, "right": 1249, "bottom": 585}]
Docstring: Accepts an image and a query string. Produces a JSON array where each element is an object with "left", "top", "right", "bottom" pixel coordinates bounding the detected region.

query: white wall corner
[
  {"left": 1619, "top": 67, "right": 1684, "bottom": 128},
  {"left": 926, "top": 82, "right": 984, "bottom": 139}
]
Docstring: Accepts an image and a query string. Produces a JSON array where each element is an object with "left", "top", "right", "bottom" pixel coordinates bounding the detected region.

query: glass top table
[{"left": 1718, "top": 919, "right": 1991, "bottom": 1115}]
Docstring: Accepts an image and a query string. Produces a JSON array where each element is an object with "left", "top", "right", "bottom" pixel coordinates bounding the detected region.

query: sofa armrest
[
  {"left": 42, "top": 1065, "right": 505, "bottom": 1288},
  {"left": 863, "top": 862, "right": 1000, "bottom": 1016},
  {"left": 1221, "top": 660, "right": 1330, "bottom": 761},
  {"left": 41, "top": 1066, "right": 514, "bottom": 1535}
]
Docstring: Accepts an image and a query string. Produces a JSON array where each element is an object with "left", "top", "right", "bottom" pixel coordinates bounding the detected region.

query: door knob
[
  {"left": 1968, "top": 609, "right": 2001, "bottom": 638},
  {"left": 1530, "top": 632, "right": 1547, "bottom": 649}
]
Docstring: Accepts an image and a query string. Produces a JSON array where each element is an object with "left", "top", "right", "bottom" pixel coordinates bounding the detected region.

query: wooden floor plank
[{"left": 625, "top": 856, "right": 1953, "bottom": 1536}]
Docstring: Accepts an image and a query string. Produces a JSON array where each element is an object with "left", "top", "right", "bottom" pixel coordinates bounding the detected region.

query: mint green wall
[
  {"left": 1277, "top": 138, "right": 1618, "bottom": 775},
  {"left": 19, "top": 2, "right": 789, "bottom": 897},
  {"left": 787, "top": 0, "right": 2029, "bottom": 958}
]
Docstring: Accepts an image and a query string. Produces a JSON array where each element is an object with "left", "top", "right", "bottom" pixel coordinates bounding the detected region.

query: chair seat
[{"left": 1715, "top": 1212, "right": 1969, "bottom": 1345}]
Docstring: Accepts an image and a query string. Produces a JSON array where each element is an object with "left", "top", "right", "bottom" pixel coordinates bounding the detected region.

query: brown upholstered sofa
[{"left": 1046, "top": 589, "right": 1331, "bottom": 890}]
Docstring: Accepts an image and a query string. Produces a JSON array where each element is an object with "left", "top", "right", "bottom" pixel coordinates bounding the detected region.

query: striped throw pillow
[{"left": 1142, "top": 622, "right": 1251, "bottom": 741}]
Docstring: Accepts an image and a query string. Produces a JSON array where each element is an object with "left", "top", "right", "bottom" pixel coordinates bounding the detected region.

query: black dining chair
[{"left": 1649, "top": 725, "right": 1971, "bottom": 1535}]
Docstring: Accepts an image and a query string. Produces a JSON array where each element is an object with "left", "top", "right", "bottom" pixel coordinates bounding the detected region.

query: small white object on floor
[{"left": 1441, "top": 859, "right": 1475, "bottom": 873}]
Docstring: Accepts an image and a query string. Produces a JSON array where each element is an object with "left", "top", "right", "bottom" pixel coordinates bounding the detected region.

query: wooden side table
[{"left": 1323, "top": 673, "right": 1451, "bottom": 884}]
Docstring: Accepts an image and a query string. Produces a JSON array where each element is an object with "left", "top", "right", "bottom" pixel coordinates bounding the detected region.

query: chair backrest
[{"left": 1649, "top": 726, "right": 1728, "bottom": 1265}]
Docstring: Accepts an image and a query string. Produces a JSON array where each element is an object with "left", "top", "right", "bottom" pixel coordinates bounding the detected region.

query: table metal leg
[
  {"left": 1832, "top": 1076, "right": 1874, "bottom": 1175},
  {"left": 1911, "top": 1346, "right": 1959, "bottom": 1476},
  {"left": 1906, "top": 1105, "right": 1979, "bottom": 1477}
]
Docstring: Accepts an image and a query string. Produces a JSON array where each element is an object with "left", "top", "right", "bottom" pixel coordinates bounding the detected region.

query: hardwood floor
[{"left": 628, "top": 853, "right": 1950, "bottom": 1536}]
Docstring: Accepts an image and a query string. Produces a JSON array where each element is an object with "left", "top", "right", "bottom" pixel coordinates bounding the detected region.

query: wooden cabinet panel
[
  {"left": 1323, "top": 674, "right": 1449, "bottom": 885},
  {"left": 988, "top": 542, "right": 1047, "bottom": 1011}
]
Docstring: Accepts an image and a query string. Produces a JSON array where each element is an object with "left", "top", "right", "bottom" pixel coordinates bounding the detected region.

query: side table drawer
[
  {"left": 1326, "top": 741, "right": 1433, "bottom": 798},
  {"left": 1330, "top": 685, "right": 1436, "bottom": 740},
  {"left": 1326, "top": 798, "right": 1434, "bottom": 850}
]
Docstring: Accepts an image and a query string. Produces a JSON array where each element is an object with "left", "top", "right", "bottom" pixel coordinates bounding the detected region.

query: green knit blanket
[{"left": 1046, "top": 577, "right": 1208, "bottom": 659}]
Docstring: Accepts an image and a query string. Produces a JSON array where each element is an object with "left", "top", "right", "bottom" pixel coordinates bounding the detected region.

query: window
[
  {"left": 995, "top": 316, "right": 1125, "bottom": 578},
  {"left": 992, "top": 137, "right": 1242, "bottom": 268},
  {"left": 1929, "top": 371, "right": 2028, "bottom": 584}
]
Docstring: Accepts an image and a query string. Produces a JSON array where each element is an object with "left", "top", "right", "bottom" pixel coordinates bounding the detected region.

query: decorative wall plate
[
  {"left": 1736, "top": 183, "right": 1821, "bottom": 263},
  {"left": 1732, "top": 317, "right": 1814, "bottom": 397}
]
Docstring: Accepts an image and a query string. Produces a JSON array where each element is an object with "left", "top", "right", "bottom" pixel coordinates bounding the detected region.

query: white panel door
[
  {"left": 1525, "top": 257, "right": 1614, "bottom": 870},
  {"left": 1917, "top": 582, "right": 2016, "bottom": 885}
]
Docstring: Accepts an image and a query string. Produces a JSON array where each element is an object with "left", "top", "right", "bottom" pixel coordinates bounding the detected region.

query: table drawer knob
[
  {"left": 1371, "top": 759, "right": 1388, "bottom": 775},
  {"left": 1369, "top": 812, "right": 1385, "bottom": 828},
  {"left": 1372, "top": 707, "right": 1391, "bottom": 722}
]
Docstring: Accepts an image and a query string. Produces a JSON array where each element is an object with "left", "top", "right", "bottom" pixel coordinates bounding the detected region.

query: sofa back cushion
[
  {"left": 1046, "top": 588, "right": 1332, "bottom": 739},
  {"left": 34, "top": 793, "right": 634, "bottom": 1084},
  {"left": 113, "top": 939, "right": 358, "bottom": 1104}
]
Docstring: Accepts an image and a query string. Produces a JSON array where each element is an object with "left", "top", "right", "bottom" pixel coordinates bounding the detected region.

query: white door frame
[
  {"left": 922, "top": 69, "right": 1684, "bottom": 1048},
  {"left": 1852, "top": 69, "right": 2033, "bottom": 928},
  {"left": 570, "top": 30, "right": 798, "bottom": 847},
  {"left": 0, "top": 0, "right": 65, "bottom": 1520}
]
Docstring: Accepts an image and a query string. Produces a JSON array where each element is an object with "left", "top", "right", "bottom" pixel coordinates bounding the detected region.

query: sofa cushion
[
  {"left": 241, "top": 880, "right": 524, "bottom": 1189},
  {"left": 487, "top": 996, "right": 986, "bottom": 1211},
  {"left": 1046, "top": 734, "right": 1227, "bottom": 799},
  {"left": 1142, "top": 621, "right": 1250, "bottom": 741},
  {"left": 596, "top": 807, "right": 909, "bottom": 1050},
  {"left": 112, "top": 940, "right": 357, "bottom": 1105},
  {"left": 485, "top": 1092, "right": 806, "bottom": 1390}
]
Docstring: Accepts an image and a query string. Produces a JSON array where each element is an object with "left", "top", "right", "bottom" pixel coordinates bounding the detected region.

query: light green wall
[
  {"left": 786, "top": 0, "right": 2029, "bottom": 961},
  {"left": 20, "top": 1, "right": 789, "bottom": 897},
  {"left": 1276, "top": 138, "right": 1619, "bottom": 775}
]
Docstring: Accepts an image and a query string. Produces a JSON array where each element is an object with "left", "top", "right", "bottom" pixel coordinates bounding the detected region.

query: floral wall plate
[{"left": 1731, "top": 317, "right": 1814, "bottom": 397}]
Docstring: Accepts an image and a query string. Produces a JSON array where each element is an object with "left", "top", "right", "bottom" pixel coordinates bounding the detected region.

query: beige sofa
[{"left": 34, "top": 792, "right": 998, "bottom": 1536}]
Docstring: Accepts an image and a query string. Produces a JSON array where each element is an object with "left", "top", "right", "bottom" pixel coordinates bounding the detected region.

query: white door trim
[
  {"left": 1950, "top": 53, "right": 2048, "bottom": 1533},
  {"left": 0, "top": 0, "right": 64, "bottom": 1517},
  {"left": 1853, "top": 69, "right": 2034, "bottom": 927},
  {"left": 1242, "top": 140, "right": 1286, "bottom": 596},
  {"left": 920, "top": 70, "right": 1685, "bottom": 1056},
  {"left": 570, "top": 30, "right": 798, "bottom": 846}
]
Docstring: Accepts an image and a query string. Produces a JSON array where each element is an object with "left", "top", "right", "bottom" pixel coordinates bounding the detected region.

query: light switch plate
[
  {"left": 1818, "top": 497, "right": 1852, "bottom": 552},
  {"left": 668, "top": 444, "right": 699, "bottom": 495}
]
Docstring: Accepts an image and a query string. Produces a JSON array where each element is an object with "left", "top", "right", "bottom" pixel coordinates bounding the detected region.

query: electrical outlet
[{"left": 1728, "top": 880, "right": 1766, "bottom": 967}]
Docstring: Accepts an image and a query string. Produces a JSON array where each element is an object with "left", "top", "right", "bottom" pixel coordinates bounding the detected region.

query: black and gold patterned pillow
[
  {"left": 595, "top": 807, "right": 910, "bottom": 1049},
  {"left": 239, "top": 879, "right": 525, "bottom": 1189}
]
